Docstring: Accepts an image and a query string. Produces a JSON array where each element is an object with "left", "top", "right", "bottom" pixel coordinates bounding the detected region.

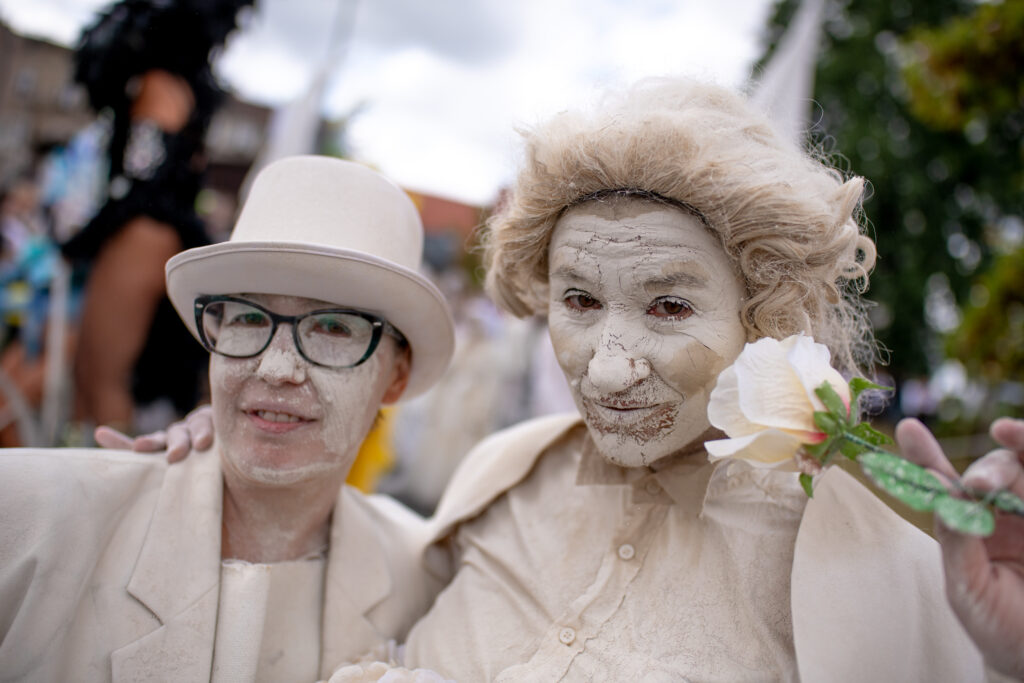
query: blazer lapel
[
  {"left": 428, "top": 412, "right": 581, "bottom": 543},
  {"left": 112, "top": 448, "right": 224, "bottom": 682},
  {"left": 320, "top": 486, "right": 392, "bottom": 676}
]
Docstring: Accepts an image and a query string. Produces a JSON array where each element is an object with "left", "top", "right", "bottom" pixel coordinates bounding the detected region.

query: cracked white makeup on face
[
  {"left": 547, "top": 199, "right": 748, "bottom": 467},
  {"left": 210, "top": 293, "right": 399, "bottom": 488}
]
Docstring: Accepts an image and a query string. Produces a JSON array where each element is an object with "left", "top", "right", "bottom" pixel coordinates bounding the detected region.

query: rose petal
[
  {"left": 732, "top": 337, "right": 819, "bottom": 433},
  {"left": 705, "top": 428, "right": 804, "bottom": 466},
  {"left": 786, "top": 335, "right": 851, "bottom": 413},
  {"left": 708, "top": 364, "right": 763, "bottom": 437}
]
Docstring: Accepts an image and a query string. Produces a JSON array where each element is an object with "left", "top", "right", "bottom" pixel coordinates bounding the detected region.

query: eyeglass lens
[{"left": 200, "top": 300, "right": 378, "bottom": 367}]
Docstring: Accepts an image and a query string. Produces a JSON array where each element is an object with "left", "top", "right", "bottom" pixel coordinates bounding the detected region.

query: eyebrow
[
  {"left": 549, "top": 264, "right": 592, "bottom": 283},
  {"left": 642, "top": 270, "right": 709, "bottom": 291}
]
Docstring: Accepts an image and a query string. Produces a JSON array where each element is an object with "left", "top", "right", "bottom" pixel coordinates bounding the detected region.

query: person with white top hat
[{"left": 0, "top": 155, "right": 455, "bottom": 683}]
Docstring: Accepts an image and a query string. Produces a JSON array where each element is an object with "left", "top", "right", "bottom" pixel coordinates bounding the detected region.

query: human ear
[{"left": 381, "top": 345, "right": 412, "bottom": 404}]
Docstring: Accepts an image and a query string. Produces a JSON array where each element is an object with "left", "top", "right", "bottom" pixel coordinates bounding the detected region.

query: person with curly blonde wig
[{"left": 396, "top": 78, "right": 987, "bottom": 681}]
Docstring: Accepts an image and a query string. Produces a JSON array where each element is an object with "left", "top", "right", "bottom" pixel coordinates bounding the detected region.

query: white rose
[{"left": 704, "top": 335, "right": 851, "bottom": 466}]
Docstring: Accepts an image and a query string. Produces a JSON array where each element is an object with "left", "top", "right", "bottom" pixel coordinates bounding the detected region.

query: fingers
[
  {"left": 93, "top": 425, "right": 135, "bottom": 450},
  {"left": 163, "top": 405, "right": 214, "bottom": 463},
  {"left": 934, "top": 516, "right": 994, "bottom": 640},
  {"left": 991, "top": 417, "right": 1024, "bottom": 453},
  {"left": 186, "top": 406, "right": 215, "bottom": 452},
  {"left": 130, "top": 431, "right": 168, "bottom": 453},
  {"left": 895, "top": 417, "right": 960, "bottom": 480},
  {"left": 164, "top": 424, "right": 193, "bottom": 464},
  {"left": 194, "top": 429, "right": 214, "bottom": 451},
  {"left": 961, "top": 449, "right": 1024, "bottom": 500}
]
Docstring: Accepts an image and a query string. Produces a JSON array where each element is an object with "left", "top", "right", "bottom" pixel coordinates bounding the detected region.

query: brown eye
[
  {"left": 565, "top": 291, "right": 601, "bottom": 311},
  {"left": 648, "top": 297, "right": 693, "bottom": 319}
]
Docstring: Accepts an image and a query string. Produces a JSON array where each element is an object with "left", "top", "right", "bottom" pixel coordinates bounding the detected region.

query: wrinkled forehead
[{"left": 550, "top": 199, "right": 723, "bottom": 262}]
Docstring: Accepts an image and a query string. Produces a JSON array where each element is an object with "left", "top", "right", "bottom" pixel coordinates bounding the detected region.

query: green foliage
[
  {"left": 934, "top": 496, "right": 995, "bottom": 536},
  {"left": 848, "top": 422, "right": 893, "bottom": 447},
  {"left": 857, "top": 448, "right": 1001, "bottom": 534},
  {"left": 800, "top": 472, "right": 815, "bottom": 497},
  {"left": 849, "top": 377, "right": 892, "bottom": 405},
  {"left": 813, "top": 410, "right": 841, "bottom": 436},
  {"left": 803, "top": 379, "right": 1021, "bottom": 536},
  {"left": 756, "top": 0, "right": 1024, "bottom": 386},
  {"left": 901, "top": 1, "right": 1024, "bottom": 132},
  {"left": 858, "top": 449, "right": 946, "bottom": 510},
  {"left": 991, "top": 488, "right": 1024, "bottom": 515},
  {"left": 814, "top": 383, "right": 850, "bottom": 422},
  {"left": 946, "top": 245, "right": 1024, "bottom": 381}
]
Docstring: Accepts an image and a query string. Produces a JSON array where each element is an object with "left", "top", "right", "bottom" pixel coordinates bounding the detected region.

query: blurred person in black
[{"left": 62, "top": 0, "right": 254, "bottom": 436}]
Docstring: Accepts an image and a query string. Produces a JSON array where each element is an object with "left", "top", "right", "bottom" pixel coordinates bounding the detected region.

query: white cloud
[{"left": 0, "top": 0, "right": 775, "bottom": 204}]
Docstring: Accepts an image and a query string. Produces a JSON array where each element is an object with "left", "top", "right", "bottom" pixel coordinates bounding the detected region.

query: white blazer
[{"left": 0, "top": 446, "right": 439, "bottom": 682}]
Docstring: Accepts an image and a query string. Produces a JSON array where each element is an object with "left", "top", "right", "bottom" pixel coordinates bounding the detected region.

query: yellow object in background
[{"left": 346, "top": 406, "right": 396, "bottom": 493}]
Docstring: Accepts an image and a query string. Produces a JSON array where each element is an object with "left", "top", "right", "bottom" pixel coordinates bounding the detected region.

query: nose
[
  {"left": 254, "top": 325, "right": 308, "bottom": 385},
  {"left": 585, "top": 319, "right": 652, "bottom": 394}
]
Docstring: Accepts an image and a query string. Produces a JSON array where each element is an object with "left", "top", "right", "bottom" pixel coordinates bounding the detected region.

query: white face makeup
[
  {"left": 210, "top": 293, "right": 406, "bottom": 488},
  {"left": 547, "top": 199, "right": 748, "bottom": 467}
]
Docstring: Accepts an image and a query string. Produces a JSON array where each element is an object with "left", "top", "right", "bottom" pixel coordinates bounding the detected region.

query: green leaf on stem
[
  {"left": 848, "top": 377, "right": 892, "bottom": 406},
  {"left": 813, "top": 411, "right": 840, "bottom": 436},
  {"left": 799, "top": 472, "right": 814, "bottom": 498},
  {"left": 815, "top": 383, "right": 850, "bottom": 424},
  {"left": 839, "top": 425, "right": 893, "bottom": 460},
  {"left": 935, "top": 497, "right": 995, "bottom": 537},
  {"left": 990, "top": 489, "right": 1024, "bottom": 515},
  {"left": 839, "top": 438, "right": 869, "bottom": 460},
  {"left": 804, "top": 438, "right": 833, "bottom": 460},
  {"left": 857, "top": 450, "right": 946, "bottom": 511},
  {"left": 848, "top": 422, "right": 894, "bottom": 446}
]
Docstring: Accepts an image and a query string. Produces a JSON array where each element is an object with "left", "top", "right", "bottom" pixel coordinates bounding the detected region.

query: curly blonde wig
[{"left": 483, "top": 77, "right": 877, "bottom": 376}]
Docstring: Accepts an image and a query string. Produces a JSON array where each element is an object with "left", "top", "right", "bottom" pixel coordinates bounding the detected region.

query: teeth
[{"left": 254, "top": 410, "right": 302, "bottom": 423}]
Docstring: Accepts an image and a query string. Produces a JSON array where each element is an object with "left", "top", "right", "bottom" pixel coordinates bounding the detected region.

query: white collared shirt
[{"left": 404, "top": 424, "right": 808, "bottom": 682}]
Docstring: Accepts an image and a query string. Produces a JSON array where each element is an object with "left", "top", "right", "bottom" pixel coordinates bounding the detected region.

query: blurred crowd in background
[{"left": 0, "top": 0, "right": 1021, "bottom": 514}]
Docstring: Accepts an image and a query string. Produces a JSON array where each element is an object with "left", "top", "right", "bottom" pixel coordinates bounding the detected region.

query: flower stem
[
  {"left": 841, "top": 432, "right": 879, "bottom": 450},
  {"left": 841, "top": 431, "right": 1024, "bottom": 519}
]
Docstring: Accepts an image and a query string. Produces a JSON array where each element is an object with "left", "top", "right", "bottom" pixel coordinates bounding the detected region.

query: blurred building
[
  {"left": 0, "top": 22, "right": 91, "bottom": 185},
  {"left": 406, "top": 189, "right": 485, "bottom": 271}
]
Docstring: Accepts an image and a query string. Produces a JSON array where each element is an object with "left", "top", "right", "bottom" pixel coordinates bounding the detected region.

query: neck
[{"left": 220, "top": 472, "right": 342, "bottom": 563}]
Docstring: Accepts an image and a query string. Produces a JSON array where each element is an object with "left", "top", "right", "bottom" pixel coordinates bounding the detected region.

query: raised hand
[
  {"left": 896, "top": 417, "right": 1024, "bottom": 679},
  {"left": 93, "top": 405, "right": 215, "bottom": 463}
]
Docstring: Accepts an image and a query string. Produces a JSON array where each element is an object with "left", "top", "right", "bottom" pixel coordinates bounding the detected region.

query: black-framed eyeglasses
[{"left": 194, "top": 295, "right": 401, "bottom": 369}]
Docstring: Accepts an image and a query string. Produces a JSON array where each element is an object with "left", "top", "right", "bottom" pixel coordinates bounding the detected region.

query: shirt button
[
  {"left": 558, "top": 627, "right": 576, "bottom": 645},
  {"left": 618, "top": 543, "right": 636, "bottom": 560},
  {"left": 645, "top": 480, "right": 661, "bottom": 495}
]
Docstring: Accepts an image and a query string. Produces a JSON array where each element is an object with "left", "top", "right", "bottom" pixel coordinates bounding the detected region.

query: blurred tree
[
  {"left": 947, "top": 245, "right": 1023, "bottom": 382},
  {"left": 902, "top": 2, "right": 1024, "bottom": 394},
  {"left": 754, "top": 0, "right": 1024, "bottom": 395}
]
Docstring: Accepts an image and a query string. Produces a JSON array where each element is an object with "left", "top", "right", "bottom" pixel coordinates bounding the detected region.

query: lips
[
  {"left": 242, "top": 401, "right": 318, "bottom": 434},
  {"left": 585, "top": 401, "right": 667, "bottom": 422},
  {"left": 583, "top": 398, "right": 678, "bottom": 440}
]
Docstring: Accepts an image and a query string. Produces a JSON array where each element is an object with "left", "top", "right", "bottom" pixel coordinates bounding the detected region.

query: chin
[
  {"left": 585, "top": 427, "right": 677, "bottom": 468},
  {"left": 583, "top": 411, "right": 709, "bottom": 468},
  {"left": 222, "top": 444, "right": 344, "bottom": 488}
]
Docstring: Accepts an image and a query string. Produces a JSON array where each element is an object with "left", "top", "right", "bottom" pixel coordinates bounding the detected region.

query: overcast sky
[{"left": 0, "top": 0, "right": 776, "bottom": 205}]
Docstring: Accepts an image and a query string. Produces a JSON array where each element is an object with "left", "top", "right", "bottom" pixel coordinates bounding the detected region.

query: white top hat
[{"left": 166, "top": 155, "right": 455, "bottom": 399}]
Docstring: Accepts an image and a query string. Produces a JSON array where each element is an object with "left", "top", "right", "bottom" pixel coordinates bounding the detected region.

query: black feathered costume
[{"left": 64, "top": 0, "right": 253, "bottom": 417}]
